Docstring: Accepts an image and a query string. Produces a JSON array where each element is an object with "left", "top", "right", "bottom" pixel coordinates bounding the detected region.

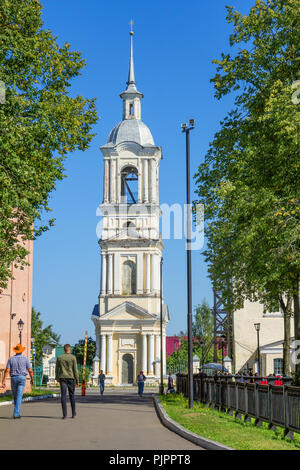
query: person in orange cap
[{"left": 1, "top": 344, "right": 34, "bottom": 419}]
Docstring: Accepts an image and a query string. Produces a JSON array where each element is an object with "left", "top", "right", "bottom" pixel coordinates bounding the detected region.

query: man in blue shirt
[
  {"left": 98, "top": 369, "right": 105, "bottom": 396},
  {"left": 137, "top": 371, "right": 146, "bottom": 396},
  {"left": 1, "top": 344, "right": 34, "bottom": 419}
]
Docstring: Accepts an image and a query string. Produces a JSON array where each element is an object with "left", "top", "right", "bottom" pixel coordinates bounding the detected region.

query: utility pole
[
  {"left": 159, "top": 258, "right": 164, "bottom": 394},
  {"left": 181, "top": 119, "right": 195, "bottom": 409}
]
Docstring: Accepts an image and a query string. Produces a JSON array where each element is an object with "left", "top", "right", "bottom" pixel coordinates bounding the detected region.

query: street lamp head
[
  {"left": 254, "top": 323, "right": 261, "bottom": 332},
  {"left": 181, "top": 123, "right": 187, "bottom": 130},
  {"left": 17, "top": 319, "right": 24, "bottom": 332},
  {"left": 189, "top": 118, "right": 195, "bottom": 127}
]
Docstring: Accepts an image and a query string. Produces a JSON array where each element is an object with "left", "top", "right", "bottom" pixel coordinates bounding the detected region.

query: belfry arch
[{"left": 120, "top": 165, "right": 138, "bottom": 204}]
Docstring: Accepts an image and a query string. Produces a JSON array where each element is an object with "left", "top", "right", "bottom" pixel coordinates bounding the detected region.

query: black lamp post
[
  {"left": 17, "top": 319, "right": 24, "bottom": 345},
  {"left": 159, "top": 257, "right": 164, "bottom": 395},
  {"left": 181, "top": 118, "right": 195, "bottom": 409},
  {"left": 254, "top": 323, "right": 261, "bottom": 375}
]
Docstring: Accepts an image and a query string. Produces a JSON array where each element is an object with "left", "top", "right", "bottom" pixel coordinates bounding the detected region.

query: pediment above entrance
[{"left": 100, "top": 301, "right": 156, "bottom": 321}]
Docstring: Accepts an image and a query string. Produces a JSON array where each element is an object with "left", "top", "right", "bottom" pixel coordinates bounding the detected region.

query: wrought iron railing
[{"left": 176, "top": 373, "right": 300, "bottom": 439}]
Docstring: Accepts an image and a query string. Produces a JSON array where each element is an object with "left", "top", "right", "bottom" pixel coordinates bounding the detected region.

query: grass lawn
[
  {"left": 0, "top": 389, "right": 57, "bottom": 403},
  {"left": 159, "top": 393, "right": 300, "bottom": 450}
]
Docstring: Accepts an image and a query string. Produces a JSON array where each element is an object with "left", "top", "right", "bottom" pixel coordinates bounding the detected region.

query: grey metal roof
[
  {"left": 107, "top": 119, "right": 155, "bottom": 146},
  {"left": 92, "top": 304, "right": 99, "bottom": 317}
]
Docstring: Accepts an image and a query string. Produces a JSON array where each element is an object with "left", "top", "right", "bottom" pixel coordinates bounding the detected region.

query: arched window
[
  {"left": 121, "top": 166, "right": 138, "bottom": 204},
  {"left": 122, "top": 260, "right": 136, "bottom": 295}
]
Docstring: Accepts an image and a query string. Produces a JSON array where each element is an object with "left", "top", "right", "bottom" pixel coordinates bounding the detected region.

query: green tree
[
  {"left": 194, "top": 0, "right": 300, "bottom": 373},
  {"left": 31, "top": 307, "right": 61, "bottom": 365},
  {"left": 0, "top": 0, "right": 98, "bottom": 289},
  {"left": 167, "top": 339, "right": 188, "bottom": 373},
  {"left": 167, "top": 301, "right": 217, "bottom": 372},
  {"left": 192, "top": 300, "right": 215, "bottom": 365},
  {"left": 72, "top": 337, "right": 96, "bottom": 367}
]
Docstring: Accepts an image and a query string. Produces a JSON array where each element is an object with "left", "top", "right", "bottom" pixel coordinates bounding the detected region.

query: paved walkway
[{"left": 0, "top": 389, "right": 202, "bottom": 450}]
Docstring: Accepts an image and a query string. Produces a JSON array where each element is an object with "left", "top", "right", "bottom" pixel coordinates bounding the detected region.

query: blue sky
[{"left": 33, "top": 0, "right": 255, "bottom": 344}]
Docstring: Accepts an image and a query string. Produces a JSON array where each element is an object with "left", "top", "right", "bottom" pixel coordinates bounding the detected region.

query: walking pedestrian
[
  {"left": 137, "top": 370, "right": 146, "bottom": 396},
  {"left": 0, "top": 343, "right": 34, "bottom": 419},
  {"left": 55, "top": 344, "right": 79, "bottom": 419},
  {"left": 167, "top": 372, "right": 175, "bottom": 393},
  {"left": 98, "top": 369, "right": 105, "bottom": 396}
]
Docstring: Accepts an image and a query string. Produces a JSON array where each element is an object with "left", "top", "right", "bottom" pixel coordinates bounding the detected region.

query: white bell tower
[{"left": 92, "top": 29, "right": 169, "bottom": 386}]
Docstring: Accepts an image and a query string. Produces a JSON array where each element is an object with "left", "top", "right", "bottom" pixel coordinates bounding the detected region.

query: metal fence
[
  {"left": 167, "top": 360, "right": 188, "bottom": 375},
  {"left": 176, "top": 373, "right": 300, "bottom": 439}
]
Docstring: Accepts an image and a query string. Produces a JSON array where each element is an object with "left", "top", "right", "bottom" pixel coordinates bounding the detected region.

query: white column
[
  {"left": 93, "top": 356, "right": 100, "bottom": 378},
  {"left": 155, "top": 334, "right": 160, "bottom": 377},
  {"left": 96, "top": 333, "right": 101, "bottom": 358},
  {"left": 150, "top": 158, "right": 156, "bottom": 203},
  {"left": 151, "top": 254, "right": 156, "bottom": 293},
  {"left": 146, "top": 253, "right": 151, "bottom": 294},
  {"left": 101, "top": 253, "right": 107, "bottom": 294},
  {"left": 158, "top": 255, "right": 162, "bottom": 295},
  {"left": 137, "top": 253, "right": 143, "bottom": 294},
  {"left": 163, "top": 334, "right": 166, "bottom": 375},
  {"left": 141, "top": 334, "right": 147, "bottom": 373},
  {"left": 114, "top": 253, "right": 120, "bottom": 294},
  {"left": 109, "top": 159, "right": 116, "bottom": 203},
  {"left": 112, "top": 159, "right": 116, "bottom": 202},
  {"left": 107, "top": 253, "right": 113, "bottom": 294},
  {"left": 138, "top": 160, "right": 142, "bottom": 203},
  {"left": 104, "top": 160, "right": 109, "bottom": 203},
  {"left": 116, "top": 158, "right": 120, "bottom": 203},
  {"left": 156, "top": 165, "right": 159, "bottom": 204},
  {"left": 100, "top": 334, "right": 106, "bottom": 374},
  {"left": 155, "top": 254, "right": 161, "bottom": 293},
  {"left": 143, "top": 159, "right": 148, "bottom": 203},
  {"left": 107, "top": 334, "right": 113, "bottom": 375},
  {"left": 148, "top": 334, "right": 154, "bottom": 375}
]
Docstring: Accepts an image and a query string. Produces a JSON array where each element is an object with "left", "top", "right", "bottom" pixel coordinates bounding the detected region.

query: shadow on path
[{"left": 75, "top": 392, "right": 154, "bottom": 408}]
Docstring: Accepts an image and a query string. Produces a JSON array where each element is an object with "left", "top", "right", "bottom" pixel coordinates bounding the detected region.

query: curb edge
[
  {"left": 0, "top": 393, "right": 60, "bottom": 407},
  {"left": 152, "top": 394, "right": 234, "bottom": 451}
]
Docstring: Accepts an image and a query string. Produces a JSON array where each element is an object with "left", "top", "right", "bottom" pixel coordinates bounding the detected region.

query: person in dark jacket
[
  {"left": 167, "top": 372, "right": 175, "bottom": 393},
  {"left": 98, "top": 370, "right": 105, "bottom": 396},
  {"left": 55, "top": 344, "right": 79, "bottom": 419}
]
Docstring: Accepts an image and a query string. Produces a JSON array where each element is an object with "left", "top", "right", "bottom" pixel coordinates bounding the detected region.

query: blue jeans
[
  {"left": 100, "top": 381, "right": 105, "bottom": 395},
  {"left": 138, "top": 381, "right": 144, "bottom": 395},
  {"left": 11, "top": 375, "right": 27, "bottom": 417}
]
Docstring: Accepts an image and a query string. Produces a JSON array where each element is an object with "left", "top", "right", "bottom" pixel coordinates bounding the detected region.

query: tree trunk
[
  {"left": 280, "top": 297, "right": 291, "bottom": 375},
  {"left": 284, "top": 313, "right": 291, "bottom": 375},
  {"left": 293, "top": 281, "right": 300, "bottom": 375},
  {"left": 284, "top": 309, "right": 291, "bottom": 375}
]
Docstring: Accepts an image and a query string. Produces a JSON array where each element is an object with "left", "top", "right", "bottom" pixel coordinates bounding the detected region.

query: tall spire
[
  {"left": 127, "top": 20, "right": 136, "bottom": 88},
  {"left": 120, "top": 22, "right": 143, "bottom": 121}
]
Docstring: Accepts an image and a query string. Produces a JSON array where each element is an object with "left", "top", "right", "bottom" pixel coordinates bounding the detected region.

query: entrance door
[{"left": 122, "top": 354, "right": 133, "bottom": 384}]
